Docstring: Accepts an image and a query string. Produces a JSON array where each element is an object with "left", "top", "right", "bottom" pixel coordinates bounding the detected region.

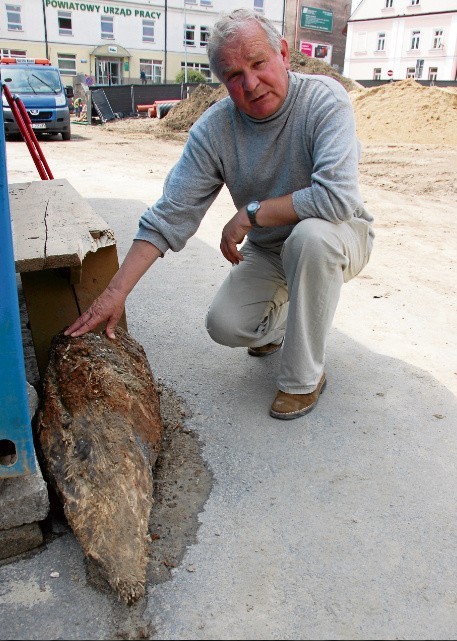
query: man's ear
[{"left": 280, "top": 38, "right": 291, "bottom": 70}]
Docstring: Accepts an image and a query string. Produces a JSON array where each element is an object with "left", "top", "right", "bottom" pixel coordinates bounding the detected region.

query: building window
[
  {"left": 1, "top": 47, "right": 26, "bottom": 57},
  {"left": 406, "top": 67, "right": 415, "bottom": 78},
  {"left": 410, "top": 0, "right": 420, "bottom": 5},
  {"left": 410, "top": 30, "right": 420, "bottom": 50},
  {"left": 200, "top": 0, "right": 212, "bottom": 5},
  {"left": 184, "top": 24, "right": 195, "bottom": 47},
  {"left": 143, "top": 19, "right": 155, "bottom": 42},
  {"left": 140, "top": 59, "right": 162, "bottom": 83},
  {"left": 355, "top": 32, "right": 367, "bottom": 53},
  {"left": 373, "top": 68, "right": 381, "bottom": 80},
  {"left": 385, "top": 0, "right": 393, "bottom": 7},
  {"left": 6, "top": 4, "right": 22, "bottom": 31},
  {"left": 377, "top": 32, "right": 386, "bottom": 51},
  {"left": 433, "top": 29, "right": 443, "bottom": 49},
  {"left": 254, "top": 0, "right": 264, "bottom": 12},
  {"left": 101, "top": 16, "right": 114, "bottom": 39},
  {"left": 181, "top": 61, "right": 211, "bottom": 80},
  {"left": 200, "top": 26, "right": 210, "bottom": 47},
  {"left": 185, "top": 0, "right": 197, "bottom": 4},
  {"left": 58, "top": 10, "right": 72, "bottom": 36},
  {"left": 415, "top": 58, "right": 424, "bottom": 78},
  {"left": 57, "top": 53, "right": 77, "bottom": 76},
  {"left": 428, "top": 67, "right": 438, "bottom": 81}
]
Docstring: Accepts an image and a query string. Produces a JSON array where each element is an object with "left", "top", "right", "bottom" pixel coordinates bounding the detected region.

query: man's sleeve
[
  {"left": 135, "top": 125, "right": 224, "bottom": 254},
  {"left": 292, "top": 84, "right": 364, "bottom": 224}
]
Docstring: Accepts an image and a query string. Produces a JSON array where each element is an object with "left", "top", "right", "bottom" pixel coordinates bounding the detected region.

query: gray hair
[{"left": 207, "top": 9, "right": 282, "bottom": 79}]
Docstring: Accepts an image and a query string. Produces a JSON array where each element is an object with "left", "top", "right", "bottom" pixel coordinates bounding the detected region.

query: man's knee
[
  {"left": 284, "top": 218, "right": 333, "bottom": 261},
  {"left": 205, "top": 305, "right": 239, "bottom": 347}
]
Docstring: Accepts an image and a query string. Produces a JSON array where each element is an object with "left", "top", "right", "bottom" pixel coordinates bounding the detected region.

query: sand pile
[
  {"left": 154, "top": 53, "right": 457, "bottom": 147},
  {"left": 288, "top": 50, "right": 360, "bottom": 92},
  {"left": 162, "top": 50, "right": 358, "bottom": 133},
  {"left": 350, "top": 79, "right": 457, "bottom": 145}
]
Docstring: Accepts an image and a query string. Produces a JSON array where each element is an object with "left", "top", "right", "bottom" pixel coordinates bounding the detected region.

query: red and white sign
[
  {"left": 387, "top": 69, "right": 393, "bottom": 77},
  {"left": 300, "top": 41, "right": 333, "bottom": 65}
]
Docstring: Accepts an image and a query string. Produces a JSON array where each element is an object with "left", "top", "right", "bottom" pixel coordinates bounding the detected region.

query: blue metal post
[{"left": 0, "top": 101, "right": 37, "bottom": 478}]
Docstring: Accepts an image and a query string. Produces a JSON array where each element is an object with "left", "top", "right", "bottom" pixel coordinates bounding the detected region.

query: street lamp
[{"left": 184, "top": 0, "right": 188, "bottom": 83}]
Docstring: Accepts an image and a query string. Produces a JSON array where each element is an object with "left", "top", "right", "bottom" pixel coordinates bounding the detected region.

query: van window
[{"left": 2, "top": 67, "right": 62, "bottom": 94}]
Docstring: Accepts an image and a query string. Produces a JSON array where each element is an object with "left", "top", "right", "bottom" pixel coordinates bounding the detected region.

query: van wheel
[{"left": 62, "top": 131, "right": 71, "bottom": 141}]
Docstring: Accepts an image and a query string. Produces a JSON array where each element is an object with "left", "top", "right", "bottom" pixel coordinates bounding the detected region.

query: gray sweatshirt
[{"left": 135, "top": 71, "right": 374, "bottom": 254}]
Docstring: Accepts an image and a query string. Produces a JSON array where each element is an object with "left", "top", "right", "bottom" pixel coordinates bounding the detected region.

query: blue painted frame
[{"left": 0, "top": 100, "right": 37, "bottom": 478}]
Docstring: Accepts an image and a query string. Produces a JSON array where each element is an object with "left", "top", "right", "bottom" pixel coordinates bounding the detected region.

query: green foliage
[{"left": 175, "top": 69, "right": 207, "bottom": 84}]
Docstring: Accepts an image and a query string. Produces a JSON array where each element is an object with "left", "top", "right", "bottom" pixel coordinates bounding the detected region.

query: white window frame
[
  {"left": 200, "top": 0, "right": 212, "bottom": 6},
  {"left": 377, "top": 32, "right": 386, "bottom": 51},
  {"left": 373, "top": 68, "right": 381, "bottom": 80},
  {"left": 6, "top": 4, "right": 22, "bottom": 31},
  {"left": 355, "top": 32, "right": 367, "bottom": 53},
  {"left": 410, "top": 0, "right": 420, "bottom": 5},
  {"left": 143, "top": 19, "right": 155, "bottom": 43},
  {"left": 428, "top": 67, "right": 437, "bottom": 81},
  {"left": 58, "top": 10, "right": 72, "bottom": 36},
  {"left": 200, "top": 26, "right": 210, "bottom": 47},
  {"left": 1, "top": 47, "right": 26, "bottom": 56},
  {"left": 101, "top": 15, "right": 114, "bottom": 40},
  {"left": 140, "top": 58, "right": 162, "bottom": 83},
  {"left": 181, "top": 61, "right": 211, "bottom": 80},
  {"left": 57, "top": 53, "right": 77, "bottom": 76},
  {"left": 406, "top": 67, "right": 415, "bottom": 78},
  {"left": 432, "top": 29, "right": 443, "bottom": 49},
  {"left": 254, "top": 0, "right": 264, "bottom": 13},
  {"left": 184, "top": 24, "right": 195, "bottom": 47},
  {"left": 385, "top": 0, "right": 393, "bottom": 7},
  {"left": 410, "top": 30, "right": 420, "bottom": 50}
]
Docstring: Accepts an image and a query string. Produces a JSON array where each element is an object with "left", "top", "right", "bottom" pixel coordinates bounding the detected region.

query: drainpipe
[
  {"left": 164, "top": 0, "right": 168, "bottom": 83},
  {"left": 41, "top": 0, "right": 49, "bottom": 59}
]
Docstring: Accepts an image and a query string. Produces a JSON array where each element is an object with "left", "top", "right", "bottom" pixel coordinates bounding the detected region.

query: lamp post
[{"left": 183, "top": 0, "right": 188, "bottom": 83}]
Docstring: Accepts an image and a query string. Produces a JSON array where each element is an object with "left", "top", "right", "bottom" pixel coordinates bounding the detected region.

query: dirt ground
[{"left": 6, "top": 76, "right": 457, "bottom": 631}]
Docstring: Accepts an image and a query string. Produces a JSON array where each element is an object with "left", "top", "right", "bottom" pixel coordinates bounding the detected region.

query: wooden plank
[
  {"left": 9, "top": 179, "right": 116, "bottom": 273},
  {"left": 73, "top": 245, "right": 128, "bottom": 333},
  {"left": 21, "top": 269, "right": 81, "bottom": 379}
]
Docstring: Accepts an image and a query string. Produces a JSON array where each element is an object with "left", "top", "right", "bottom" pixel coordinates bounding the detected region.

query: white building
[
  {"left": 344, "top": 0, "right": 457, "bottom": 82},
  {"left": 0, "top": 1, "right": 285, "bottom": 85}
]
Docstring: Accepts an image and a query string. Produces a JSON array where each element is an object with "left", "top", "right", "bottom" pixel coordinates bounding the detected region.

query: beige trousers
[{"left": 206, "top": 217, "right": 373, "bottom": 394}]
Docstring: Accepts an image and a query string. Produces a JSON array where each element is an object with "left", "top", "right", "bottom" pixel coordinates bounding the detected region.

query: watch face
[{"left": 247, "top": 201, "right": 259, "bottom": 214}]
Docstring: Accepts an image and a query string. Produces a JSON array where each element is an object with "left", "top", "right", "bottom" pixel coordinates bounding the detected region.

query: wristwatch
[{"left": 246, "top": 201, "right": 262, "bottom": 228}]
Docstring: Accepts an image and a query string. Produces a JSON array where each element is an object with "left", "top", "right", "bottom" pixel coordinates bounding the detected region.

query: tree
[{"left": 175, "top": 69, "right": 207, "bottom": 84}]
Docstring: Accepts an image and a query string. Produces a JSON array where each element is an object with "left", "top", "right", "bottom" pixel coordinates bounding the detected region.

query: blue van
[{"left": 0, "top": 57, "right": 72, "bottom": 140}]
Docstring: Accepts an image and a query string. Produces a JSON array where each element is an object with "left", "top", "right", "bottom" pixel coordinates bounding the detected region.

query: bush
[{"left": 175, "top": 69, "right": 207, "bottom": 84}]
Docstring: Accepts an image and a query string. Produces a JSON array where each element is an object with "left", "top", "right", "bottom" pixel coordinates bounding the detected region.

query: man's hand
[
  {"left": 64, "top": 240, "right": 163, "bottom": 339},
  {"left": 64, "top": 285, "right": 127, "bottom": 339},
  {"left": 220, "top": 208, "right": 251, "bottom": 265}
]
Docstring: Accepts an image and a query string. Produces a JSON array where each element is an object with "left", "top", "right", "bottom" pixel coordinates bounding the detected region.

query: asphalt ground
[{"left": 1, "top": 135, "right": 457, "bottom": 639}]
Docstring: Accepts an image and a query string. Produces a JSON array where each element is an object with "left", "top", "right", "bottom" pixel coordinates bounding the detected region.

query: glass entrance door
[{"left": 95, "top": 59, "right": 120, "bottom": 85}]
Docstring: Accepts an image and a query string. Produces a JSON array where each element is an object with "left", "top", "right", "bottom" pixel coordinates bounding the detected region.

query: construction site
[{"left": 1, "top": 54, "right": 457, "bottom": 640}]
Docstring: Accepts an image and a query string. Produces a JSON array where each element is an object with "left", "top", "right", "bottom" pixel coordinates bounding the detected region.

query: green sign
[{"left": 300, "top": 6, "right": 333, "bottom": 33}]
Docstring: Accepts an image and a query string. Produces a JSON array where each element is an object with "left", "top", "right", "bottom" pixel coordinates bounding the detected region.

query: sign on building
[
  {"left": 300, "top": 40, "right": 333, "bottom": 65},
  {"left": 300, "top": 6, "right": 333, "bottom": 33}
]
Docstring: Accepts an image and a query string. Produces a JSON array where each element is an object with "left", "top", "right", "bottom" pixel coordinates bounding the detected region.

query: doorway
[{"left": 95, "top": 59, "right": 120, "bottom": 85}]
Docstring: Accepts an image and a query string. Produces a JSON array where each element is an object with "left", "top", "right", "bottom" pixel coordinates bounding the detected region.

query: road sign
[{"left": 387, "top": 70, "right": 393, "bottom": 77}]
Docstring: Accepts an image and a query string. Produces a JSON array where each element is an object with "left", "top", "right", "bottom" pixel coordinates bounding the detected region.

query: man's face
[{"left": 217, "top": 22, "right": 290, "bottom": 120}]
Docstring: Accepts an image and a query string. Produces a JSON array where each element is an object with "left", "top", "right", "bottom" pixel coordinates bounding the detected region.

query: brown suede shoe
[
  {"left": 270, "top": 373, "right": 327, "bottom": 420},
  {"left": 248, "top": 339, "right": 284, "bottom": 357}
]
